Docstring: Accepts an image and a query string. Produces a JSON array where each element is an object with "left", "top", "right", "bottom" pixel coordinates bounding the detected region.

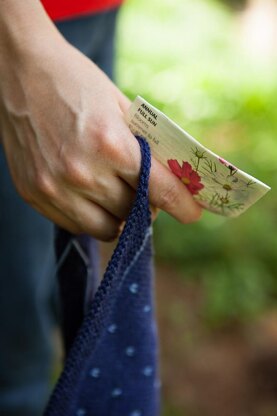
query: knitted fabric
[{"left": 44, "top": 136, "right": 161, "bottom": 416}]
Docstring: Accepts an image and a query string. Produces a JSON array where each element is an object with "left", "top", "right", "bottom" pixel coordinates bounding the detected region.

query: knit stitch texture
[{"left": 44, "top": 136, "right": 160, "bottom": 416}]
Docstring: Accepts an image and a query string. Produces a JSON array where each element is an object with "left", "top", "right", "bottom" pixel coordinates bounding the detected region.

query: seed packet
[{"left": 125, "top": 96, "right": 271, "bottom": 217}]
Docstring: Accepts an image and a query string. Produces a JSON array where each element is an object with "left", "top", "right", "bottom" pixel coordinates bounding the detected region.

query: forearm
[
  {"left": 0, "top": 0, "right": 63, "bottom": 73},
  {"left": 0, "top": 0, "right": 67, "bottom": 146}
]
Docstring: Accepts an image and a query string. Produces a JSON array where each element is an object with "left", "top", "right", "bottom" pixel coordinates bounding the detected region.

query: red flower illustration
[{"left": 167, "top": 159, "right": 204, "bottom": 195}]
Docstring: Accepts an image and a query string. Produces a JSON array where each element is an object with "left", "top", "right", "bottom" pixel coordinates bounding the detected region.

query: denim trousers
[{"left": 0, "top": 8, "right": 118, "bottom": 416}]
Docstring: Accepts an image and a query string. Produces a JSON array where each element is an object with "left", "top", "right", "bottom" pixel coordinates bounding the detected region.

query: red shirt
[{"left": 41, "top": 0, "right": 123, "bottom": 20}]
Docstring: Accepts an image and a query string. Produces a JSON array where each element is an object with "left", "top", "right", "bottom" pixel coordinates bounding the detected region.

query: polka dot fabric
[{"left": 44, "top": 136, "right": 161, "bottom": 416}]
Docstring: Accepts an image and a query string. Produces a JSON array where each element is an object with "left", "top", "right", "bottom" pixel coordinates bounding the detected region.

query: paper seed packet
[{"left": 125, "top": 96, "right": 271, "bottom": 217}]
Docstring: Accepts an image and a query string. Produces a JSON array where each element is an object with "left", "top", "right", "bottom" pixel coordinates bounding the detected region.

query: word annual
[{"left": 137, "top": 104, "right": 157, "bottom": 127}]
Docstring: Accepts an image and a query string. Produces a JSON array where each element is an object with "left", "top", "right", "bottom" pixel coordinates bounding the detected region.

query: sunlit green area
[
  {"left": 117, "top": 0, "right": 276, "bottom": 324},
  {"left": 116, "top": 0, "right": 277, "bottom": 414}
]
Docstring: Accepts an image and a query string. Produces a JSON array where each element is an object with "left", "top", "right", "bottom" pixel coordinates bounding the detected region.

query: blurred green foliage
[{"left": 116, "top": 0, "right": 277, "bottom": 325}]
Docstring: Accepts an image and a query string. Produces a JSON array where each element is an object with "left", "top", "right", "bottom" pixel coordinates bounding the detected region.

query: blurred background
[{"left": 113, "top": 0, "right": 277, "bottom": 414}]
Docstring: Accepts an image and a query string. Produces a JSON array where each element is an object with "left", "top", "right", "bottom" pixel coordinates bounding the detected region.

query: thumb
[{"left": 148, "top": 157, "right": 202, "bottom": 224}]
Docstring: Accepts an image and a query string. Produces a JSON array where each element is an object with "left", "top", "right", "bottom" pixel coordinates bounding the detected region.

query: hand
[{"left": 0, "top": 10, "right": 201, "bottom": 242}]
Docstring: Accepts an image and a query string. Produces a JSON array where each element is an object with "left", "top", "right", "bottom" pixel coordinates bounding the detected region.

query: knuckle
[
  {"left": 96, "top": 127, "right": 120, "bottom": 160},
  {"left": 62, "top": 157, "right": 90, "bottom": 187},
  {"left": 35, "top": 173, "right": 56, "bottom": 197},
  {"left": 159, "top": 184, "right": 181, "bottom": 211},
  {"left": 95, "top": 123, "right": 114, "bottom": 143}
]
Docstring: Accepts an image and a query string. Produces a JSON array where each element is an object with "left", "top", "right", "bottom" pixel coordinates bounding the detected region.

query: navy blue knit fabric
[{"left": 44, "top": 136, "right": 161, "bottom": 416}]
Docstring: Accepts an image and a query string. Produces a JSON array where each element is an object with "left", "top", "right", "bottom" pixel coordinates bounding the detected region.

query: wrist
[{"left": 0, "top": 0, "right": 64, "bottom": 76}]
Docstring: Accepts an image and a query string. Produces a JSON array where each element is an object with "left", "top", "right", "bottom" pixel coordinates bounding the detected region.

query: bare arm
[{"left": 0, "top": 0, "right": 201, "bottom": 241}]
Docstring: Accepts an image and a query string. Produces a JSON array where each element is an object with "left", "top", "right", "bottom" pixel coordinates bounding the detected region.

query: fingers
[
  {"left": 39, "top": 125, "right": 200, "bottom": 233},
  {"left": 118, "top": 133, "right": 202, "bottom": 224},
  {"left": 79, "top": 175, "right": 137, "bottom": 221},
  {"left": 83, "top": 179, "right": 160, "bottom": 224},
  {"left": 55, "top": 194, "right": 123, "bottom": 242}
]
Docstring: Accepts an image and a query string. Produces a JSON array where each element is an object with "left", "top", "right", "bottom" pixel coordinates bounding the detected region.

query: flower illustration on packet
[{"left": 167, "top": 159, "right": 204, "bottom": 195}]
